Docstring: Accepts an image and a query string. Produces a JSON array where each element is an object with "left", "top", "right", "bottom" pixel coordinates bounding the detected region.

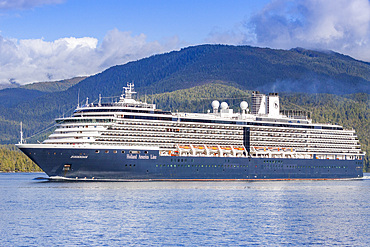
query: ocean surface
[{"left": 1, "top": 173, "right": 370, "bottom": 246}]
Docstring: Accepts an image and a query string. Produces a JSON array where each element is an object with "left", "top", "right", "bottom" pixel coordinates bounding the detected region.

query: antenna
[
  {"left": 19, "top": 122, "right": 23, "bottom": 144},
  {"left": 77, "top": 89, "right": 80, "bottom": 108},
  {"left": 98, "top": 94, "right": 102, "bottom": 106}
]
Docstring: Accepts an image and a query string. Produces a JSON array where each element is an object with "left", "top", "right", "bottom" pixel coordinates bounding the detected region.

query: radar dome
[
  {"left": 240, "top": 101, "right": 248, "bottom": 110},
  {"left": 211, "top": 100, "right": 220, "bottom": 109},
  {"left": 220, "top": 102, "right": 228, "bottom": 110}
]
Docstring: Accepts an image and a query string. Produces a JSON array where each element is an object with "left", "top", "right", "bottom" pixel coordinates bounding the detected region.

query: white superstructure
[{"left": 42, "top": 84, "right": 364, "bottom": 161}]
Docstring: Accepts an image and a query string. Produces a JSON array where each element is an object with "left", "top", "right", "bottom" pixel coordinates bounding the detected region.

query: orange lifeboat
[
  {"left": 255, "top": 147, "right": 266, "bottom": 151},
  {"left": 179, "top": 146, "right": 190, "bottom": 149}
]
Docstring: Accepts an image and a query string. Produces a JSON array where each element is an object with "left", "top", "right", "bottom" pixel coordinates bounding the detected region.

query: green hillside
[
  {"left": 0, "top": 145, "right": 42, "bottom": 172},
  {"left": 21, "top": 76, "right": 87, "bottom": 92},
  {"left": 0, "top": 45, "right": 368, "bottom": 144},
  {"left": 0, "top": 77, "right": 87, "bottom": 108},
  {"left": 0, "top": 88, "right": 47, "bottom": 108}
]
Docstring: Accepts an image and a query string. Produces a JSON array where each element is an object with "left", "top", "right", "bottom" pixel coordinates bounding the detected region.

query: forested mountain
[
  {"left": 0, "top": 76, "right": 87, "bottom": 108},
  {"left": 0, "top": 88, "right": 47, "bottom": 108},
  {"left": 21, "top": 76, "right": 87, "bottom": 92},
  {"left": 0, "top": 44, "right": 368, "bottom": 171}
]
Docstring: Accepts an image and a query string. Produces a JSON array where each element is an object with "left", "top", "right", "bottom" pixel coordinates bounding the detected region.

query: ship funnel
[
  {"left": 252, "top": 91, "right": 266, "bottom": 115},
  {"left": 267, "top": 93, "right": 279, "bottom": 117},
  {"left": 251, "top": 91, "right": 280, "bottom": 116}
]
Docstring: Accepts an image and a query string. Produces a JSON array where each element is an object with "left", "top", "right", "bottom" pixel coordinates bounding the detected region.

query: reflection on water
[{"left": 0, "top": 173, "right": 369, "bottom": 246}]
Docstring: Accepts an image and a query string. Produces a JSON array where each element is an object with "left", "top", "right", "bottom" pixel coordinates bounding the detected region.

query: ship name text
[
  {"left": 126, "top": 154, "right": 157, "bottom": 160},
  {"left": 70, "top": 155, "right": 88, "bottom": 159}
]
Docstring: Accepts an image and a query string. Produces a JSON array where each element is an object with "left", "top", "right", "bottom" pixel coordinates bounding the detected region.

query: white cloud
[
  {"left": 0, "top": 0, "right": 64, "bottom": 10},
  {"left": 0, "top": 29, "right": 181, "bottom": 85},
  {"left": 206, "top": 0, "right": 370, "bottom": 62}
]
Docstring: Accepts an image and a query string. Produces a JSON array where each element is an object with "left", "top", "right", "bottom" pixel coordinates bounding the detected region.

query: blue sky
[
  {"left": 1, "top": 0, "right": 268, "bottom": 43},
  {"left": 0, "top": 0, "right": 369, "bottom": 85}
]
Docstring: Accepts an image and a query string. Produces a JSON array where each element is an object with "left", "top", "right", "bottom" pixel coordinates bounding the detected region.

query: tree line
[{"left": 0, "top": 145, "right": 42, "bottom": 172}]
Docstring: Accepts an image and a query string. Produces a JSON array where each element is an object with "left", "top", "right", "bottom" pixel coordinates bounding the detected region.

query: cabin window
[
  {"left": 121, "top": 150, "right": 125, "bottom": 154},
  {"left": 113, "top": 150, "right": 117, "bottom": 154},
  {"left": 105, "top": 150, "right": 109, "bottom": 153},
  {"left": 95, "top": 150, "right": 99, "bottom": 153}
]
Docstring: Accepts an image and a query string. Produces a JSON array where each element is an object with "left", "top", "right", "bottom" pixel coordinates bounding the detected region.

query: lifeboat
[
  {"left": 206, "top": 146, "right": 219, "bottom": 153},
  {"left": 255, "top": 147, "right": 267, "bottom": 151},
  {"left": 179, "top": 146, "right": 190, "bottom": 149}
]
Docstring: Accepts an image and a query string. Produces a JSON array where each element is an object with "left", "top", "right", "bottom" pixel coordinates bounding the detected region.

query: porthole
[
  {"left": 105, "top": 150, "right": 109, "bottom": 153},
  {"left": 121, "top": 150, "right": 125, "bottom": 154}
]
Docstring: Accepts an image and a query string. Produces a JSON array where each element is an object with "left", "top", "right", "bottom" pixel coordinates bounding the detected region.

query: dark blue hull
[{"left": 20, "top": 147, "right": 364, "bottom": 180}]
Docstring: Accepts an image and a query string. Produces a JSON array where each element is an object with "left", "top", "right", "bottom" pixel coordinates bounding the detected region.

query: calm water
[{"left": 0, "top": 173, "right": 370, "bottom": 246}]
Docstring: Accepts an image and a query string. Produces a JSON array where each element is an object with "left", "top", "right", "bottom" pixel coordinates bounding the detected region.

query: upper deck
[{"left": 47, "top": 83, "right": 364, "bottom": 160}]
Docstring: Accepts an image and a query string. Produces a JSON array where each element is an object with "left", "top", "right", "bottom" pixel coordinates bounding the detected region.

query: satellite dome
[
  {"left": 240, "top": 101, "right": 248, "bottom": 110},
  {"left": 211, "top": 100, "right": 220, "bottom": 109},
  {"left": 220, "top": 102, "right": 228, "bottom": 110}
]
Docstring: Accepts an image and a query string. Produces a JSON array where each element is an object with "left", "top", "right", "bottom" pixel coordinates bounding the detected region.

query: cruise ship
[{"left": 16, "top": 83, "right": 364, "bottom": 180}]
